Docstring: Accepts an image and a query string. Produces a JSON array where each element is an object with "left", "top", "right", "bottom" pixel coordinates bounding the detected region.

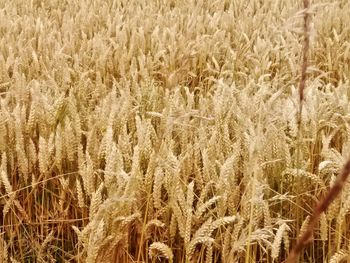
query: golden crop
[{"left": 0, "top": 0, "right": 349, "bottom": 262}]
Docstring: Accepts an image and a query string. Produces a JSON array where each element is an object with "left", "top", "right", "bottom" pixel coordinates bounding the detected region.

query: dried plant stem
[
  {"left": 295, "top": 1, "right": 311, "bottom": 251},
  {"left": 296, "top": 0, "right": 311, "bottom": 171},
  {"left": 286, "top": 160, "right": 350, "bottom": 263},
  {"left": 297, "top": 0, "right": 311, "bottom": 128}
]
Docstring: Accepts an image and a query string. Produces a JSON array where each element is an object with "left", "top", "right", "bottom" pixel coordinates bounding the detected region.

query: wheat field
[{"left": 0, "top": 0, "right": 350, "bottom": 262}]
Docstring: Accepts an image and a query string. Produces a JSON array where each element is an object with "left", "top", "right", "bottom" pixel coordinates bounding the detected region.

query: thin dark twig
[
  {"left": 297, "top": 0, "right": 311, "bottom": 128},
  {"left": 286, "top": 160, "right": 350, "bottom": 263},
  {"left": 288, "top": 1, "right": 350, "bottom": 261}
]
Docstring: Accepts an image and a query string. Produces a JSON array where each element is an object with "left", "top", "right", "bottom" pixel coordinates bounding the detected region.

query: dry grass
[{"left": 0, "top": 0, "right": 350, "bottom": 262}]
